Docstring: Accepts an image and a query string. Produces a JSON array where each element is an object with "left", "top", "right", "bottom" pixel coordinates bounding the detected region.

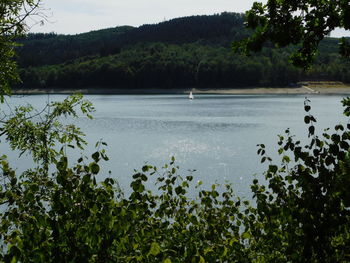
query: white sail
[{"left": 189, "top": 91, "right": 194, "bottom": 100}]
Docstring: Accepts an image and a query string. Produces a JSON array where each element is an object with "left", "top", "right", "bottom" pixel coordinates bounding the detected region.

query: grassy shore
[{"left": 12, "top": 82, "right": 350, "bottom": 95}]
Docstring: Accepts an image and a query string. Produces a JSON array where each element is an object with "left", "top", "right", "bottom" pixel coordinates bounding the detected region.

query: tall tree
[
  {"left": 234, "top": 0, "right": 350, "bottom": 68},
  {"left": 0, "top": 0, "right": 42, "bottom": 99}
]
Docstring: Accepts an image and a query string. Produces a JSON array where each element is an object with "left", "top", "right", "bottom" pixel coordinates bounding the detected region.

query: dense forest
[{"left": 16, "top": 12, "right": 350, "bottom": 90}]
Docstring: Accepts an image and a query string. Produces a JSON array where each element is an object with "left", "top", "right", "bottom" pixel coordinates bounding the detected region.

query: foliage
[
  {"left": 15, "top": 13, "right": 350, "bottom": 90},
  {"left": 1, "top": 95, "right": 350, "bottom": 262},
  {"left": 0, "top": 95, "right": 251, "bottom": 262},
  {"left": 0, "top": 0, "right": 43, "bottom": 38},
  {"left": 17, "top": 40, "right": 350, "bottom": 90},
  {"left": 2, "top": 1, "right": 350, "bottom": 262},
  {"left": 0, "top": 0, "right": 41, "bottom": 100},
  {"left": 245, "top": 98, "right": 350, "bottom": 262},
  {"left": 234, "top": 0, "right": 350, "bottom": 68},
  {"left": 1, "top": 94, "right": 93, "bottom": 168},
  {"left": 0, "top": 142, "right": 250, "bottom": 262},
  {"left": 0, "top": 36, "right": 18, "bottom": 100},
  {"left": 16, "top": 13, "right": 245, "bottom": 68}
]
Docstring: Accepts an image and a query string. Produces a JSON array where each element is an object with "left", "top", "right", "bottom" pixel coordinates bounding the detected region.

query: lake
[{"left": 2, "top": 94, "right": 348, "bottom": 198}]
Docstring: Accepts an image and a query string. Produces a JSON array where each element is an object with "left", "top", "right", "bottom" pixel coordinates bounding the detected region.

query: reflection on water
[{"left": 1, "top": 94, "right": 347, "bottom": 197}]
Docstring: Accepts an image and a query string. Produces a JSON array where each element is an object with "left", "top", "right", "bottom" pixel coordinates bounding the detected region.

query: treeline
[
  {"left": 16, "top": 13, "right": 350, "bottom": 90},
  {"left": 16, "top": 26, "right": 134, "bottom": 67},
  {"left": 16, "top": 13, "right": 246, "bottom": 68},
  {"left": 19, "top": 43, "right": 302, "bottom": 89}
]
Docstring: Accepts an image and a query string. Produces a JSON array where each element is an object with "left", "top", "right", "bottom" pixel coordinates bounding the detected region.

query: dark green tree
[
  {"left": 2, "top": 0, "right": 350, "bottom": 262},
  {"left": 234, "top": 0, "right": 350, "bottom": 68},
  {"left": 244, "top": 98, "right": 350, "bottom": 262},
  {"left": 0, "top": 0, "right": 42, "bottom": 98}
]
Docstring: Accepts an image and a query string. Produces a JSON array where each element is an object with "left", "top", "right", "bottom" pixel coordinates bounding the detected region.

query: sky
[
  {"left": 29, "top": 0, "right": 263, "bottom": 34},
  {"left": 30, "top": 0, "right": 350, "bottom": 37}
]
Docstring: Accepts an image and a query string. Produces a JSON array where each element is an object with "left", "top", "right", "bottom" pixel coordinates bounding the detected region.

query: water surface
[{"left": 2, "top": 94, "right": 347, "bottom": 197}]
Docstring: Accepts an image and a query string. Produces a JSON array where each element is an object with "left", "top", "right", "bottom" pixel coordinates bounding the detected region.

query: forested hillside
[{"left": 17, "top": 13, "right": 350, "bottom": 90}]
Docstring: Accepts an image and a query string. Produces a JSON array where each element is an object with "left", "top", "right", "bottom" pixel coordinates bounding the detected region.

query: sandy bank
[{"left": 12, "top": 85, "right": 350, "bottom": 95}]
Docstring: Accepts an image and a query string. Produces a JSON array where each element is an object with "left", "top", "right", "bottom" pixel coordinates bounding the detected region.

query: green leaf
[
  {"left": 242, "top": 232, "right": 251, "bottom": 239},
  {"left": 92, "top": 151, "right": 100, "bottom": 162},
  {"left": 175, "top": 186, "right": 183, "bottom": 195},
  {"left": 305, "top": 105, "right": 311, "bottom": 112},
  {"left": 89, "top": 162, "right": 100, "bottom": 174},
  {"left": 199, "top": 256, "right": 205, "bottom": 263},
  {"left": 186, "top": 176, "right": 193, "bottom": 181},
  {"left": 269, "top": 165, "right": 278, "bottom": 173},
  {"left": 282, "top": 156, "right": 291, "bottom": 163},
  {"left": 149, "top": 242, "right": 161, "bottom": 256},
  {"left": 309, "top": 125, "right": 315, "bottom": 136},
  {"left": 141, "top": 174, "right": 148, "bottom": 181},
  {"left": 304, "top": 116, "right": 310, "bottom": 124}
]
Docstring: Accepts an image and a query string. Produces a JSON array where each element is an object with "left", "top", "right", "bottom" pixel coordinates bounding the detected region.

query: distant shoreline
[{"left": 11, "top": 84, "right": 350, "bottom": 96}]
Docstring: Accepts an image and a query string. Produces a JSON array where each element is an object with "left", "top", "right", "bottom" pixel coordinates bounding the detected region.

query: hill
[
  {"left": 17, "top": 13, "right": 245, "bottom": 68},
  {"left": 16, "top": 13, "right": 350, "bottom": 90}
]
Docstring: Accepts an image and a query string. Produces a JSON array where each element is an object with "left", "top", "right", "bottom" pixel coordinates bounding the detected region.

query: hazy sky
[
  {"left": 30, "top": 0, "right": 263, "bottom": 34},
  {"left": 31, "top": 0, "right": 349, "bottom": 37}
]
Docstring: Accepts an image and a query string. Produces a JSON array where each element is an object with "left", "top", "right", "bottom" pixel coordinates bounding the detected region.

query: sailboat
[{"left": 189, "top": 91, "right": 194, "bottom": 100}]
